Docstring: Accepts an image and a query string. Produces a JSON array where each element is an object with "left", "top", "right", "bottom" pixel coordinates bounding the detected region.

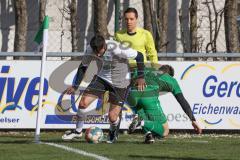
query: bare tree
[
  {"left": 39, "top": 0, "right": 47, "bottom": 24},
  {"left": 203, "top": 0, "right": 224, "bottom": 53},
  {"left": 14, "top": 0, "right": 28, "bottom": 52},
  {"left": 69, "top": 0, "right": 78, "bottom": 52},
  {"left": 224, "top": 0, "right": 239, "bottom": 53},
  {"left": 142, "top": 0, "right": 154, "bottom": 35},
  {"left": 93, "top": 0, "right": 109, "bottom": 38},
  {"left": 156, "top": 0, "right": 169, "bottom": 52},
  {"left": 179, "top": 9, "right": 188, "bottom": 53},
  {"left": 190, "top": 0, "right": 198, "bottom": 53}
]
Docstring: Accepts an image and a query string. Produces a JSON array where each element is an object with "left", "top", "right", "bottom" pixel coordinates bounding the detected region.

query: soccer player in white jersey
[{"left": 62, "top": 35, "right": 146, "bottom": 143}]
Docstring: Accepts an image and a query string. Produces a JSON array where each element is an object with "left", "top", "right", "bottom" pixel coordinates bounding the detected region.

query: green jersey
[{"left": 130, "top": 68, "right": 182, "bottom": 95}]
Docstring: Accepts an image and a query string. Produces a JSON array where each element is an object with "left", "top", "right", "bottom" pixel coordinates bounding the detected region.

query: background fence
[{"left": 1, "top": 0, "right": 239, "bottom": 54}]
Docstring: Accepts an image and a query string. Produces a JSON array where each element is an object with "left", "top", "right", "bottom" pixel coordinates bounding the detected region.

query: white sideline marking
[{"left": 43, "top": 142, "right": 110, "bottom": 160}]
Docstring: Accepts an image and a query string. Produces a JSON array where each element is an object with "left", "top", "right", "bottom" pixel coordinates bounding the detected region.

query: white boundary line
[{"left": 43, "top": 142, "right": 111, "bottom": 160}]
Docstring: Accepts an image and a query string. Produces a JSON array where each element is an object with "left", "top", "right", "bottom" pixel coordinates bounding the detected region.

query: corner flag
[
  {"left": 34, "top": 16, "right": 49, "bottom": 143},
  {"left": 34, "top": 16, "right": 49, "bottom": 45}
]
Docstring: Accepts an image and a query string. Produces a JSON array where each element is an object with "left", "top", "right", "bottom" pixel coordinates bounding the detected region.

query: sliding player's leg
[
  {"left": 127, "top": 87, "right": 161, "bottom": 143},
  {"left": 128, "top": 107, "right": 146, "bottom": 133},
  {"left": 129, "top": 103, "right": 158, "bottom": 144},
  {"left": 127, "top": 89, "right": 143, "bottom": 132},
  {"left": 141, "top": 98, "right": 167, "bottom": 137},
  {"left": 129, "top": 97, "right": 168, "bottom": 143}
]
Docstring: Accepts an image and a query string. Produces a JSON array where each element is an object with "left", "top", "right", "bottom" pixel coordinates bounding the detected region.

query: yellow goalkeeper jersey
[{"left": 115, "top": 27, "right": 158, "bottom": 67}]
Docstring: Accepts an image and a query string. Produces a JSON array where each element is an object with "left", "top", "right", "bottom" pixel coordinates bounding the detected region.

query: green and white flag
[
  {"left": 34, "top": 15, "right": 49, "bottom": 142},
  {"left": 34, "top": 16, "right": 49, "bottom": 50}
]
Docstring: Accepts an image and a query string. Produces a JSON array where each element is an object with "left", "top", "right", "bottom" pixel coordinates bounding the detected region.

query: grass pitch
[{"left": 0, "top": 131, "right": 240, "bottom": 160}]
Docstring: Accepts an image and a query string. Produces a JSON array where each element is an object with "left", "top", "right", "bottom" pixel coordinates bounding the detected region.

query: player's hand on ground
[
  {"left": 65, "top": 86, "right": 76, "bottom": 94},
  {"left": 135, "top": 78, "right": 146, "bottom": 91},
  {"left": 192, "top": 121, "right": 202, "bottom": 134}
]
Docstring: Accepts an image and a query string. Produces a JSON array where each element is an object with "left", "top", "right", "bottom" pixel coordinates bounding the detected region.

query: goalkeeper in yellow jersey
[
  {"left": 115, "top": 7, "right": 159, "bottom": 68},
  {"left": 114, "top": 7, "right": 159, "bottom": 141}
]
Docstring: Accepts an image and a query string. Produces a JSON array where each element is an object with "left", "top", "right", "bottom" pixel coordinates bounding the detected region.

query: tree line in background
[
  {"left": 9, "top": 0, "right": 240, "bottom": 53},
  {"left": 14, "top": 0, "right": 46, "bottom": 52}
]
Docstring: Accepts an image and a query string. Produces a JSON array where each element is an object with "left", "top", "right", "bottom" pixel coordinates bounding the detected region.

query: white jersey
[{"left": 81, "top": 39, "right": 138, "bottom": 88}]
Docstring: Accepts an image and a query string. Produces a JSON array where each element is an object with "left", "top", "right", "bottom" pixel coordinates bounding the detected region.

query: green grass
[{"left": 0, "top": 131, "right": 240, "bottom": 160}]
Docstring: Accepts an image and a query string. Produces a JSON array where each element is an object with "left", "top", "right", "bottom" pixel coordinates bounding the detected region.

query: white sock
[
  {"left": 141, "top": 120, "right": 145, "bottom": 127},
  {"left": 75, "top": 108, "right": 85, "bottom": 133},
  {"left": 75, "top": 99, "right": 99, "bottom": 133},
  {"left": 76, "top": 120, "right": 84, "bottom": 133},
  {"left": 75, "top": 100, "right": 99, "bottom": 133}
]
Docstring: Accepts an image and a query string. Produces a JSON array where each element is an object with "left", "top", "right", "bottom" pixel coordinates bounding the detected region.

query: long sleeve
[
  {"left": 134, "top": 52, "right": 144, "bottom": 78},
  {"left": 145, "top": 31, "right": 158, "bottom": 66},
  {"left": 73, "top": 63, "right": 88, "bottom": 89},
  {"left": 175, "top": 93, "right": 196, "bottom": 121}
]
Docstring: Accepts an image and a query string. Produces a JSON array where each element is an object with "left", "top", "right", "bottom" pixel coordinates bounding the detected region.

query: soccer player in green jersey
[{"left": 128, "top": 65, "right": 202, "bottom": 143}]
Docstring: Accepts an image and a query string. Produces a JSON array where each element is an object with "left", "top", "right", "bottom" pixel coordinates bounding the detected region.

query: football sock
[
  {"left": 76, "top": 106, "right": 86, "bottom": 133},
  {"left": 110, "top": 117, "right": 120, "bottom": 131},
  {"left": 75, "top": 101, "right": 99, "bottom": 132},
  {"left": 76, "top": 121, "right": 84, "bottom": 133}
]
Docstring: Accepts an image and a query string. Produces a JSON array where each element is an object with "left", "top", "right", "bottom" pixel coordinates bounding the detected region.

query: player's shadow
[{"left": 129, "top": 155, "right": 217, "bottom": 160}]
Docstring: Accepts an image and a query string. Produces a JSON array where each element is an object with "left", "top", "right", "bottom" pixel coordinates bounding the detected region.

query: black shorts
[{"left": 83, "top": 76, "right": 129, "bottom": 106}]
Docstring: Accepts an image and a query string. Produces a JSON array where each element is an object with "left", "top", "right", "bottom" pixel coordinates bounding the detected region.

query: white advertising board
[{"left": 0, "top": 61, "right": 239, "bottom": 130}]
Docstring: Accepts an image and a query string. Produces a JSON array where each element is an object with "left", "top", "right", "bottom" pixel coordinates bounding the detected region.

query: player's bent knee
[
  {"left": 108, "top": 111, "right": 120, "bottom": 123},
  {"left": 108, "top": 113, "right": 118, "bottom": 123},
  {"left": 163, "top": 129, "right": 169, "bottom": 137},
  {"left": 79, "top": 94, "right": 98, "bottom": 109},
  {"left": 108, "top": 105, "right": 121, "bottom": 123},
  {"left": 79, "top": 98, "right": 92, "bottom": 109},
  {"left": 79, "top": 101, "right": 88, "bottom": 109}
]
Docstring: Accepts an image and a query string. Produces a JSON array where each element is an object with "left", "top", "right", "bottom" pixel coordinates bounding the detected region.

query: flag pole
[{"left": 34, "top": 16, "right": 49, "bottom": 143}]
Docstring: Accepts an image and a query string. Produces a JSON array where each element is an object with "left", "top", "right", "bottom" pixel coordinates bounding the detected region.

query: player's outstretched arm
[
  {"left": 192, "top": 121, "right": 202, "bottom": 134},
  {"left": 175, "top": 93, "right": 202, "bottom": 134},
  {"left": 65, "top": 63, "right": 88, "bottom": 95}
]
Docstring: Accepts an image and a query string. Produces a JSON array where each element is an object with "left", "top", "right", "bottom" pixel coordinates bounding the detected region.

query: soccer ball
[{"left": 85, "top": 126, "right": 104, "bottom": 143}]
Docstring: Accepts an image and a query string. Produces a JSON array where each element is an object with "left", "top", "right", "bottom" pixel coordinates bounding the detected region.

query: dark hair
[
  {"left": 124, "top": 7, "right": 138, "bottom": 18},
  {"left": 159, "top": 65, "right": 175, "bottom": 77},
  {"left": 90, "top": 35, "right": 105, "bottom": 53}
]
